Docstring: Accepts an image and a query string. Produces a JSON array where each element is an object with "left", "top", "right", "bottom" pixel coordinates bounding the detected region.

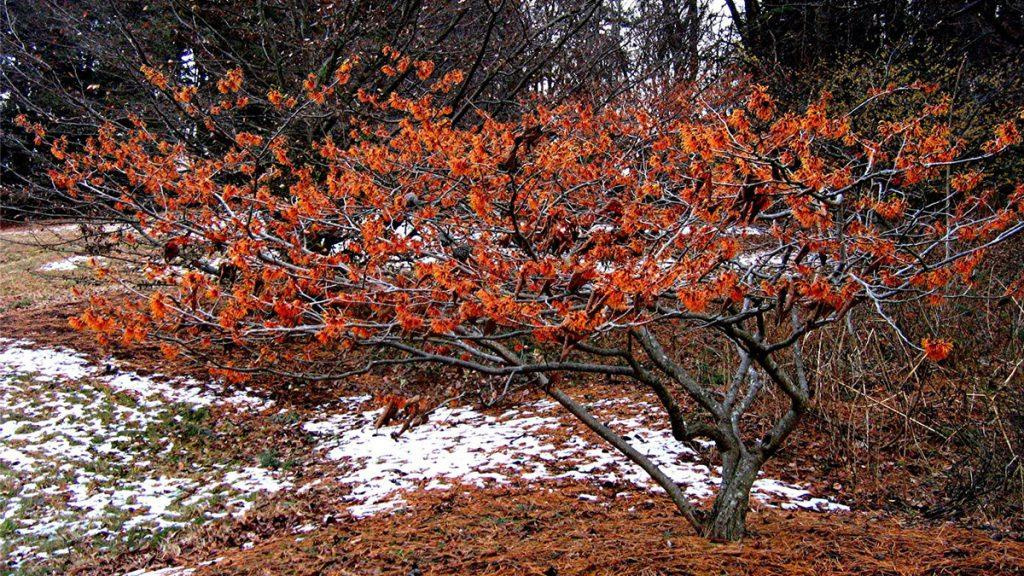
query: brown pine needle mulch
[{"left": 184, "top": 484, "right": 1021, "bottom": 576}]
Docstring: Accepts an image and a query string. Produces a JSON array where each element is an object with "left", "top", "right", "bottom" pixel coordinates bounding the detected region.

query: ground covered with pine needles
[{"left": 113, "top": 485, "right": 1024, "bottom": 576}]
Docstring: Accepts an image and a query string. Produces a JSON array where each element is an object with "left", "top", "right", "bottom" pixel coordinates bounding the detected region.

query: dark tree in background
[
  {"left": 724, "top": 1, "right": 1024, "bottom": 111},
  {"left": 726, "top": 1, "right": 1023, "bottom": 68}
]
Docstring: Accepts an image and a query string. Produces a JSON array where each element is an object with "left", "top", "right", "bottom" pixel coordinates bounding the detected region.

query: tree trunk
[
  {"left": 544, "top": 385, "right": 703, "bottom": 533},
  {"left": 704, "top": 453, "right": 761, "bottom": 541}
]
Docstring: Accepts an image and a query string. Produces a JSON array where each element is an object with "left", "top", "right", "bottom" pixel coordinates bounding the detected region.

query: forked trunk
[
  {"left": 545, "top": 384, "right": 767, "bottom": 541},
  {"left": 704, "top": 453, "right": 761, "bottom": 541}
]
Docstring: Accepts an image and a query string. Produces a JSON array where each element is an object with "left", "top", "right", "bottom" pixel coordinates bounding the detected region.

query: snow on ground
[
  {"left": 0, "top": 338, "right": 284, "bottom": 572},
  {"left": 37, "top": 255, "right": 100, "bottom": 272},
  {"left": 0, "top": 337, "right": 845, "bottom": 575},
  {"left": 122, "top": 568, "right": 195, "bottom": 576},
  {"left": 304, "top": 397, "right": 847, "bottom": 517},
  {"left": 0, "top": 339, "right": 269, "bottom": 407}
]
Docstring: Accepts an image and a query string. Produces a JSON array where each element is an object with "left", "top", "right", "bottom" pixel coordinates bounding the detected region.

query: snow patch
[
  {"left": 0, "top": 342, "right": 94, "bottom": 380},
  {"left": 0, "top": 338, "right": 270, "bottom": 408},
  {"left": 0, "top": 339, "right": 284, "bottom": 570},
  {"left": 122, "top": 568, "right": 195, "bottom": 576},
  {"left": 38, "top": 255, "right": 100, "bottom": 272},
  {"left": 304, "top": 397, "right": 847, "bottom": 517}
]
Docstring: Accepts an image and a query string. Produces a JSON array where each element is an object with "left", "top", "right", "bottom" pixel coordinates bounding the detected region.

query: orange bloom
[
  {"left": 235, "top": 132, "right": 264, "bottom": 147},
  {"left": 414, "top": 60, "right": 435, "bottom": 80},
  {"left": 922, "top": 338, "right": 953, "bottom": 362},
  {"left": 140, "top": 65, "right": 169, "bottom": 90},
  {"left": 217, "top": 68, "right": 244, "bottom": 94}
]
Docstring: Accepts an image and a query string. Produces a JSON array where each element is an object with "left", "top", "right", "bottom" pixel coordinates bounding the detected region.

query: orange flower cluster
[
  {"left": 32, "top": 55, "right": 1019, "bottom": 379},
  {"left": 922, "top": 338, "right": 953, "bottom": 362}
]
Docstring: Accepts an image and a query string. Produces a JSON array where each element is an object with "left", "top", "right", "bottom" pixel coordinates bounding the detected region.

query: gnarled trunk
[{"left": 704, "top": 452, "right": 762, "bottom": 541}]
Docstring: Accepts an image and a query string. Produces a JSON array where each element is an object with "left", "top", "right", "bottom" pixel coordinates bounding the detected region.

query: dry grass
[{"left": 0, "top": 223, "right": 96, "bottom": 313}]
